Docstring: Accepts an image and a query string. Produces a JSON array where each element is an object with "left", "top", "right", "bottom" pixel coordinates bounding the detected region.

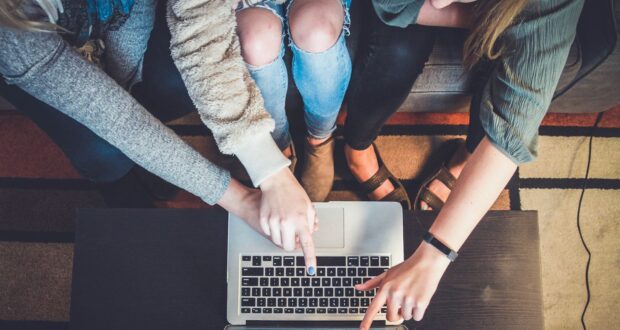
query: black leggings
[{"left": 344, "top": 0, "right": 488, "bottom": 153}]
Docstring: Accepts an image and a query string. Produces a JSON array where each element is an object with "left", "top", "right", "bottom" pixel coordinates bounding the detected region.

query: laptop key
[
  {"left": 322, "top": 278, "right": 330, "bottom": 286},
  {"left": 252, "top": 308, "right": 261, "bottom": 314},
  {"left": 343, "top": 278, "right": 352, "bottom": 287},
  {"left": 262, "top": 288, "right": 271, "bottom": 297},
  {"left": 314, "top": 288, "right": 323, "bottom": 297},
  {"left": 263, "top": 256, "right": 272, "bottom": 261},
  {"left": 278, "top": 298, "right": 286, "bottom": 307},
  {"left": 327, "top": 268, "right": 336, "bottom": 277},
  {"left": 268, "top": 298, "right": 276, "bottom": 307},
  {"left": 252, "top": 256, "right": 261, "bottom": 266},
  {"left": 273, "top": 288, "right": 282, "bottom": 297},
  {"left": 325, "top": 288, "right": 334, "bottom": 296},
  {"left": 312, "top": 278, "right": 320, "bottom": 286},
  {"left": 295, "top": 308, "right": 305, "bottom": 314},
  {"left": 317, "top": 267, "right": 326, "bottom": 276},
  {"left": 288, "top": 298, "right": 297, "bottom": 307},
  {"left": 368, "top": 268, "right": 385, "bottom": 276},
  {"left": 356, "top": 290, "right": 365, "bottom": 297},
  {"left": 260, "top": 278, "right": 269, "bottom": 286},
  {"left": 296, "top": 256, "right": 305, "bottom": 266},
  {"left": 296, "top": 268, "right": 305, "bottom": 276},
  {"left": 329, "top": 298, "right": 338, "bottom": 307},
  {"left": 360, "top": 256, "right": 369, "bottom": 266},
  {"left": 320, "top": 298, "right": 328, "bottom": 307},
  {"left": 241, "top": 298, "right": 255, "bottom": 306},
  {"left": 358, "top": 268, "right": 367, "bottom": 277},
  {"left": 276, "top": 268, "right": 285, "bottom": 276},
  {"left": 309, "top": 298, "right": 318, "bottom": 307},
  {"left": 381, "top": 257, "right": 390, "bottom": 267},
  {"left": 366, "top": 290, "right": 375, "bottom": 297},
  {"left": 348, "top": 268, "right": 356, "bottom": 277},
  {"left": 337, "top": 268, "right": 346, "bottom": 276},
  {"left": 252, "top": 288, "right": 260, "bottom": 296},
  {"left": 299, "top": 298, "right": 308, "bottom": 307},
  {"left": 294, "top": 288, "right": 302, "bottom": 296},
  {"left": 306, "top": 308, "right": 316, "bottom": 314},
  {"left": 242, "top": 278, "right": 258, "bottom": 286},
  {"left": 349, "top": 308, "right": 358, "bottom": 314},
  {"left": 241, "top": 288, "right": 250, "bottom": 296},
  {"left": 302, "top": 278, "right": 310, "bottom": 286},
  {"left": 241, "top": 308, "right": 250, "bottom": 313},
  {"left": 257, "top": 298, "right": 266, "bottom": 307},
  {"left": 274, "top": 308, "right": 283, "bottom": 314},
  {"left": 361, "top": 298, "right": 370, "bottom": 307},
  {"left": 283, "top": 288, "right": 292, "bottom": 296},
  {"left": 338, "top": 308, "right": 348, "bottom": 313},
  {"left": 353, "top": 278, "right": 362, "bottom": 286},
  {"left": 272, "top": 256, "right": 282, "bottom": 266},
  {"left": 351, "top": 298, "right": 360, "bottom": 307},
  {"left": 317, "top": 256, "right": 346, "bottom": 266},
  {"left": 285, "top": 308, "right": 294, "bottom": 313},
  {"left": 242, "top": 256, "right": 251, "bottom": 262},
  {"left": 335, "top": 288, "right": 343, "bottom": 296},
  {"left": 332, "top": 278, "right": 342, "bottom": 286},
  {"left": 263, "top": 308, "right": 272, "bottom": 314},
  {"left": 340, "top": 298, "right": 349, "bottom": 307},
  {"left": 270, "top": 278, "right": 279, "bottom": 286},
  {"left": 281, "top": 278, "right": 289, "bottom": 286},
  {"left": 318, "top": 308, "right": 327, "bottom": 313},
  {"left": 360, "top": 308, "right": 367, "bottom": 313},
  {"left": 265, "top": 268, "right": 274, "bottom": 277},
  {"left": 370, "top": 256, "right": 379, "bottom": 266},
  {"left": 347, "top": 257, "right": 359, "bottom": 266},
  {"left": 381, "top": 307, "right": 388, "bottom": 314},
  {"left": 291, "top": 278, "right": 300, "bottom": 287},
  {"left": 345, "top": 288, "right": 354, "bottom": 297},
  {"left": 328, "top": 308, "right": 337, "bottom": 314},
  {"left": 284, "top": 257, "right": 295, "bottom": 266},
  {"left": 304, "top": 288, "right": 313, "bottom": 296},
  {"left": 286, "top": 268, "right": 295, "bottom": 276}
]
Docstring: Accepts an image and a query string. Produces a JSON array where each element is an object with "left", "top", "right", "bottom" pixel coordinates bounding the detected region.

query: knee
[
  {"left": 237, "top": 8, "right": 283, "bottom": 67},
  {"left": 289, "top": 0, "right": 344, "bottom": 53}
]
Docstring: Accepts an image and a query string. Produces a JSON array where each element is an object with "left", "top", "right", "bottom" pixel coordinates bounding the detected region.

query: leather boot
[{"left": 300, "top": 137, "right": 335, "bottom": 202}]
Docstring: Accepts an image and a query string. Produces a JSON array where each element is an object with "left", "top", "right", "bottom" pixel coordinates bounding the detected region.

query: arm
[
  {"left": 372, "top": 0, "right": 473, "bottom": 28},
  {"left": 166, "top": 0, "right": 317, "bottom": 271},
  {"left": 359, "top": 0, "right": 585, "bottom": 327}
]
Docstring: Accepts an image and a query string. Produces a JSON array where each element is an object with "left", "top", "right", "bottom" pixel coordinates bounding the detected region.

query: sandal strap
[
  {"left": 359, "top": 165, "right": 391, "bottom": 195},
  {"left": 419, "top": 187, "right": 444, "bottom": 211},
  {"left": 436, "top": 166, "right": 457, "bottom": 189},
  {"left": 380, "top": 185, "right": 411, "bottom": 209}
]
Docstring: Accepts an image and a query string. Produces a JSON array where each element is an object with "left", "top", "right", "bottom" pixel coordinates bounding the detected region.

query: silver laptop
[{"left": 227, "top": 201, "right": 404, "bottom": 326}]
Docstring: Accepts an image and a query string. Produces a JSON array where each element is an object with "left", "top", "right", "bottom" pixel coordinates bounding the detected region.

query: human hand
[
  {"left": 217, "top": 178, "right": 265, "bottom": 237},
  {"left": 356, "top": 241, "right": 451, "bottom": 328},
  {"left": 259, "top": 168, "right": 318, "bottom": 275}
]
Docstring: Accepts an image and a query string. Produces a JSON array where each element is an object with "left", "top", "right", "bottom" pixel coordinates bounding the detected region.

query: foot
[
  {"left": 300, "top": 136, "right": 335, "bottom": 202},
  {"left": 344, "top": 144, "right": 395, "bottom": 200},
  {"left": 419, "top": 143, "right": 470, "bottom": 210}
]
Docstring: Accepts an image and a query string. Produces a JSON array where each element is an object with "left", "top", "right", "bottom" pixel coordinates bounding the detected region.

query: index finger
[
  {"left": 297, "top": 228, "right": 317, "bottom": 276},
  {"left": 360, "top": 290, "right": 388, "bottom": 330}
]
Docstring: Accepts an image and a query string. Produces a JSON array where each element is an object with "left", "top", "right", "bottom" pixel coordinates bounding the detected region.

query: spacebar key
[{"left": 317, "top": 257, "right": 346, "bottom": 266}]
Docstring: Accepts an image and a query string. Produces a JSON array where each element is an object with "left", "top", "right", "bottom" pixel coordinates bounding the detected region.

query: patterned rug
[{"left": 0, "top": 105, "right": 618, "bottom": 329}]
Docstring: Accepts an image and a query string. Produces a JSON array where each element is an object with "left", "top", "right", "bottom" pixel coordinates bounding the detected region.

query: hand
[
  {"left": 217, "top": 178, "right": 264, "bottom": 236},
  {"left": 356, "top": 242, "right": 451, "bottom": 328},
  {"left": 259, "top": 168, "right": 319, "bottom": 275}
]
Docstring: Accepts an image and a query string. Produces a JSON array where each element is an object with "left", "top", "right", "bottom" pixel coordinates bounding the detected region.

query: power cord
[{"left": 577, "top": 111, "right": 604, "bottom": 330}]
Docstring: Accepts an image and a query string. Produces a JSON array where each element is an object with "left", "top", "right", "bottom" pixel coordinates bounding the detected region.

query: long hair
[
  {"left": 463, "top": 0, "right": 529, "bottom": 69},
  {"left": 0, "top": 0, "right": 60, "bottom": 31}
]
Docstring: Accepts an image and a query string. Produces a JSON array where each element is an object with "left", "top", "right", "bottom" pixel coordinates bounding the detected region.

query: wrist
[
  {"left": 217, "top": 178, "right": 252, "bottom": 212},
  {"left": 414, "top": 240, "right": 452, "bottom": 270},
  {"left": 259, "top": 167, "right": 291, "bottom": 191}
]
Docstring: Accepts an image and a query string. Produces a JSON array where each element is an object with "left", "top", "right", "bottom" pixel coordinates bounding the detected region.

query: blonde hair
[
  {"left": 0, "top": 0, "right": 60, "bottom": 32},
  {"left": 463, "top": 0, "right": 529, "bottom": 69}
]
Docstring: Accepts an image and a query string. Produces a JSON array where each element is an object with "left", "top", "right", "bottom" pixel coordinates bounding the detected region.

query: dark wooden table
[{"left": 70, "top": 209, "right": 543, "bottom": 330}]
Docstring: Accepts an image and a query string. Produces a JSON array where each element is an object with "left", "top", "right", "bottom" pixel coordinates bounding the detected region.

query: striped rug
[{"left": 0, "top": 105, "right": 618, "bottom": 329}]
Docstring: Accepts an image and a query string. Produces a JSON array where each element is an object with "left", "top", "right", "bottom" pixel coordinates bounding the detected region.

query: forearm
[
  {"left": 428, "top": 137, "right": 517, "bottom": 251},
  {"left": 166, "top": 0, "right": 289, "bottom": 186}
]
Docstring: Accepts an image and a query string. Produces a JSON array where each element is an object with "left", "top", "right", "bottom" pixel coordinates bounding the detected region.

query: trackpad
[{"left": 313, "top": 208, "right": 345, "bottom": 249}]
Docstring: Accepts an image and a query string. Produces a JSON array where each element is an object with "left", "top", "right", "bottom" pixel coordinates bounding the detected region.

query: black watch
[{"left": 423, "top": 232, "right": 458, "bottom": 262}]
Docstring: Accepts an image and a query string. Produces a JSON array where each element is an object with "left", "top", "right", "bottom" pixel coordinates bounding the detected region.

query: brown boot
[{"left": 300, "top": 137, "right": 335, "bottom": 202}]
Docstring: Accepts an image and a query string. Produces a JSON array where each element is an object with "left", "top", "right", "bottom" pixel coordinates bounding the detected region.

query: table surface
[{"left": 70, "top": 208, "right": 543, "bottom": 330}]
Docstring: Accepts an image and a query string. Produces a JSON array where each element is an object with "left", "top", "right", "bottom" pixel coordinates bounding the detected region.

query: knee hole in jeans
[
  {"left": 288, "top": 0, "right": 344, "bottom": 53},
  {"left": 237, "top": 8, "right": 283, "bottom": 67}
]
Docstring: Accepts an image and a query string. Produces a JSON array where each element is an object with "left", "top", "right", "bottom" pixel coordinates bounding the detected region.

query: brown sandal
[
  {"left": 357, "top": 143, "right": 412, "bottom": 210},
  {"left": 414, "top": 138, "right": 465, "bottom": 211}
]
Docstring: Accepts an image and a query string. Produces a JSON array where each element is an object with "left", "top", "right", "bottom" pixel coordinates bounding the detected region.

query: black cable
[{"left": 577, "top": 111, "right": 604, "bottom": 330}]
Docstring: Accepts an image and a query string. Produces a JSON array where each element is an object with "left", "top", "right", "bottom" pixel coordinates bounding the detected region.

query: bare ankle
[{"left": 307, "top": 136, "right": 330, "bottom": 147}]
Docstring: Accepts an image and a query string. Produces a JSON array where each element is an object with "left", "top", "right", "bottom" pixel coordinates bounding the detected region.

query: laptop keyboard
[{"left": 239, "top": 255, "right": 390, "bottom": 315}]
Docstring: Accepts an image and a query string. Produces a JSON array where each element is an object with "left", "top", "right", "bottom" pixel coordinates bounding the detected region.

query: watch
[{"left": 423, "top": 232, "right": 458, "bottom": 262}]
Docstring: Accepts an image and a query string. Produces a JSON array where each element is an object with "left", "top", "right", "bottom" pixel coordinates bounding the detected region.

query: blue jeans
[{"left": 242, "top": 0, "right": 352, "bottom": 150}]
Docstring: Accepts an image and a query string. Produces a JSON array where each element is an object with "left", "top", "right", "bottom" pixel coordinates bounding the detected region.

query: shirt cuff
[{"left": 234, "top": 132, "right": 291, "bottom": 187}]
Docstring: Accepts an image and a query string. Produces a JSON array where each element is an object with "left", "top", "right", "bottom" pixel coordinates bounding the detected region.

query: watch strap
[{"left": 423, "top": 232, "right": 458, "bottom": 262}]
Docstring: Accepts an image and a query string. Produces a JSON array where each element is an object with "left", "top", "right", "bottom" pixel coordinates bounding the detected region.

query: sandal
[
  {"left": 357, "top": 143, "right": 412, "bottom": 210},
  {"left": 414, "top": 138, "right": 465, "bottom": 211}
]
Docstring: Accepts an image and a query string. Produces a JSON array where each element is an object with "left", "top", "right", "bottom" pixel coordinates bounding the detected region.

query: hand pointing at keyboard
[{"left": 258, "top": 168, "right": 319, "bottom": 275}]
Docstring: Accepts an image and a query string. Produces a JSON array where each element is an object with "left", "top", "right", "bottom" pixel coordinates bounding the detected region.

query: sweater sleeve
[
  {"left": 0, "top": 25, "right": 231, "bottom": 205},
  {"left": 478, "top": 0, "right": 584, "bottom": 164},
  {"left": 372, "top": 0, "right": 425, "bottom": 28},
  {"left": 166, "top": 0, "right": 290, "bottom": 187}
]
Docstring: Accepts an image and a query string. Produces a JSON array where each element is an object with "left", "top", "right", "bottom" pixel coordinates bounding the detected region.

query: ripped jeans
[{"left": 238, "top": 0, "right": 352, "bottom": 150}]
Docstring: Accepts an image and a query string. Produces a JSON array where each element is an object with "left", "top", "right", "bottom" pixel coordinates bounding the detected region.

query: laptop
[{"left": 226, "top": 201, "right": 404, "bottom": 327}]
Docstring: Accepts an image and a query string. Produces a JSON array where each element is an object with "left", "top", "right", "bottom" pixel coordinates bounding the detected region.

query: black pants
[{"left": 344, "top": 0, "right": 488, "bottom": 153}]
